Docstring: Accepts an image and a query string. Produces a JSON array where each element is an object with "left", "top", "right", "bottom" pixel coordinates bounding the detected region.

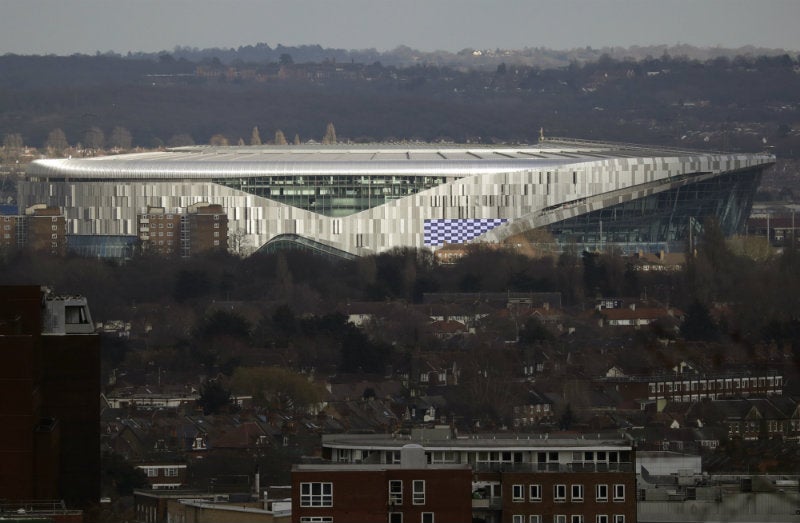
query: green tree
[
  {"left": 231, "top": 366, "right": 324, "bottom": 412},
  {"left": 250, "top": 126, "right": 262, "bottom": 145},
  {"left": 101, "top": 451, "right": 148, "bottom": 496},
  {"left": 197, "top": 378, "right": 235, "bottom": 415},
  {"left": 681, "top": 299, "right": 719, "bottom": 341}
]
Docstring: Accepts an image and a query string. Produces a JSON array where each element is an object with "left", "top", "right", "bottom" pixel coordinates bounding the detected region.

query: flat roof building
[{"left": 22, "top": 139, "right": 774, "bottom": 258}]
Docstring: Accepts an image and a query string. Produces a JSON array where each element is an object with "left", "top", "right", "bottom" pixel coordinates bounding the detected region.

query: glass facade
[
  {"left": 547, "top": 168, "right": 761, "bottom": 250},
  {"left": 212, "top": 174, "right": 454, "bottom": 217}
]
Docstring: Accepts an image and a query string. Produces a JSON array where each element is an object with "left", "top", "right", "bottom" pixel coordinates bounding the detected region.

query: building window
[
  {"left": 555, "top": 516, "right": 566, "bottom": 523},
  {"left": 412, "top": 480, "right": 425, "bottom": 505},
  {"left": 51, "top": 225, "right": 58, "bottom": 231},
  {"left": 300, "top": 482, "right": 332, "bottom": 507},
  {"left": 512, "top": 484, "right": 524, "bottom": 502},
  {"left": 214, "top": 223, "right": 220, "bottom": 228},
  {"left": 51, "top": 233, "right": 58, "bottom": 239},
  {"left": 571, "top": 516, "right": 584, "bottom": 523},
  {"left": 167, "top": 223, "right": 173, "bottom": 228},
  {"left": 165, "top": 468, "right": 179, "bottom": 477},
  {"left": 389, "top": 480, "right": 403, "bottom": 505},
  {"left": 554, "top": 484, "right": 566, "bottom": 502},
  {"left": 529, "top": 517, "right": 541, "bottom": 523},
  {"left": 389, "top": 514, "right": 402, "bottom": 523},
  {"left": 214, "top": 214, "right": 219, "bottom": 220},
  {"left": 571, "top": 484, "right": 584, "bottom": 502},
  {"left": 596, "top": 484, "right": 608, "bottom": 502},
  {"left": 213, "top": 231, "right": 219, "bottom": 237},
  {"left": 421, "top": 513, "right": 434, "bottom": 523},
  {"left": 613, "top": 484, "right": 625, "bottom": 502},
  {"left": 300, "top": 518, "right": 332, "bottom": 523},
  {"left": 613, "top": 516, "right": 625, "bottom": 523},
  {"left": 529, "top": 484, "right": 542, "bottom": 501},
  {"left": 512, "top": 516, "right": 524, "bottom": 523},
  {"left": 597, "top": 516, "right": 608, "bottom": 523}
]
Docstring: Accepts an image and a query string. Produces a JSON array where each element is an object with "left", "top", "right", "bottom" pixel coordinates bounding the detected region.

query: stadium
[{"left": 21, "top": 139, "right": 775, "bottom": 258}]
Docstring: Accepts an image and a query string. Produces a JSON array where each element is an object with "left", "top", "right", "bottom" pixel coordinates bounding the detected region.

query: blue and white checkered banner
[{"left": 423, "top": 218, "right": 507, "bottom": 246}]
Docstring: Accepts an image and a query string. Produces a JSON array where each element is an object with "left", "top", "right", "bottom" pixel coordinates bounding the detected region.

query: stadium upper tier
[{"left": 22, "top": 139, "right": 775, "bottom": 257}]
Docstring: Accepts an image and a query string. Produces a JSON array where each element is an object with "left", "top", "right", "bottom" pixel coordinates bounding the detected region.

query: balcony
[{"left": 473, "top": 462, "right": 633, "bottom": 474}]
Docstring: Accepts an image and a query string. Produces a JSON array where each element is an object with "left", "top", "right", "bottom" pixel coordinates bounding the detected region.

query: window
[
  {"left": 529, "top": 484, "right": 542, "bottom": 501},
  {"left": 529, "top": 517, "right": 541, "bottom": 523},
  {"left": 214, "top": 222, "right": 220, "bottom": 228},
  {"left": 512, "top": 516, "right": 524, "bottom": 523},
  {"left": 554, "top": 484, "right": 566, "bottom": 502},
  {"left": 571, "top": 484, "right": 584, "bottom": 502},
  {"left": 51, "top": 225, "right": 58, "bottom": 231},
  {"left": 596, "top": 517, "right": 608, "bottom": 523},
  {"left": 144, "top": 467, "right": 158, "bottom": 477},
  {"left": 412, "top": 480, "right": 425, "bottom": 505},
  {"left": 213, "top": 231, "right": 219, "bottom": 237},
  {"left": 613, "top": 516, "right": 625, "bottom": 523},
  {"left": 51, "top": 233, "right": 58, "bottom": 239},
  {"left": 571, "top": 516, "right": 584, "bottom": 523},
  {"left": 613, "top": 484, "right": 625, "bottom": 502},
  {"left": 512, "top": 484, "right": 524, "bottom": 502},
  {"left": 389, "top": 480, "right": 403, "bottom": 505},
  {"left": 421, "top": 513, "right": 433, "bottom": 523},
  {"left": 555, "top": 516, "right": 567, "bottom": 523},
  {"left": 596, "top": 484, "right": 608, "bottom": 502},
  {"left": 300, "top": 518, "right": 332, "bottom": 523},
  {"left": 165, "top": 468, "right": 179, "bottom": 477},
  {"left": 167, "top": 223, "right": 173, "bottom": 228},
  {"left": 389, "top": 514, "right": 402, "bottom": 523},
  {"left": 300, "top": 482, "right": 332, "bottom": 507}
]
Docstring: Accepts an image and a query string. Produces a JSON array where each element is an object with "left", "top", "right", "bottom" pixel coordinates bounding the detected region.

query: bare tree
[
  {"left": 3, "top": 133, "right": 23, "bottom": 152},
  {"left": 293, "top": 133, "right": 301, "bottom": 145},
  {"left": 167, "top": 133, "right": 195, "bottom": 147},
  {"left": 83, "top": 127, "right": 105, "bottom": 151},
  {"left": 209, "top": 134, "right": 229, "bottom": 146},
  {"left": 45, "top": 129, "right": 68, "bottom": 155},
  {"left": 250, "top": 126, "right": 262, "bottom": 146},
  {"left": 322, "top": 122, "right": 337, "bottom": 145},
  {"left": 109, "top": 126, "right": 132, "bottom": 150},
  {"left": 274, "top": 129, "right": 287, "bottom": 145}
]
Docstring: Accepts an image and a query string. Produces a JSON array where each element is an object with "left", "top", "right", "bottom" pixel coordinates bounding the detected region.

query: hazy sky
[{"left": 1, "top": 0, "right": 799, "bottom": 55}]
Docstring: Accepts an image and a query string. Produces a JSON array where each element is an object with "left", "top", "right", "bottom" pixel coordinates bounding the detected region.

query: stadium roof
[{"left": 28, "top": 138, "right": 756, "bottom": 180}]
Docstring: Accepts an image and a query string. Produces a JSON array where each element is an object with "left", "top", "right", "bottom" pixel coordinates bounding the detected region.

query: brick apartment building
[
  {"left": 321, "top": 430, "right": 637, "bottom": 523},
  {"left": 0, "top": 204, "right": 67, "bottom": 255},
  {"left": 0, "top": 286, "right": 100, "bottom": 509},
  {"left": 138, "top": 203, "right": 228, "bottom": 257},
  {"left": 292, "top": 445, "right": 473, "bottom": 523}
]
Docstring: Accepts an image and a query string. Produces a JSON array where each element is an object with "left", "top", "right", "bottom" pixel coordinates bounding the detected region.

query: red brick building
[
  {"left": 321, "top": 431, "right": 637, "bottom": 523},
  {"left": 138, "top": 203, "right": 228, "bottom": 257},
  {"left": 0, "top": 286, "right": 100, "bottom": 509},
  {"left": 0, "top": 205, "right": 67, "bottom": 255},
  {"left": 292, "top": 445, "right": 472, "bottom": 523}
]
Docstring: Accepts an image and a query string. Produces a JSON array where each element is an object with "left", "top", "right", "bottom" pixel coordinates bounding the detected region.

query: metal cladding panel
[{"left": 19, "top": 143, "right": 775, "bottom": 257}]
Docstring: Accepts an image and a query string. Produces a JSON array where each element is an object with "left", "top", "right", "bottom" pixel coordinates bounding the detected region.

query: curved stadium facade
[{"left": 21, "top": 139, "right": 774, "bottom": 258}]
